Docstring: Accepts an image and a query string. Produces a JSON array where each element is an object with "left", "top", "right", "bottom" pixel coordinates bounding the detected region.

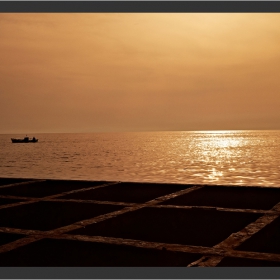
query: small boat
[{"left": 11, "top": 136, "right": 38, "bottom": 143}]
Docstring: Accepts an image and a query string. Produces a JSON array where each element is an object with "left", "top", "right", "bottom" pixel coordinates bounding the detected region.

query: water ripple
[{"left": 1, "top": 131, "right": 280, "bottom": 187}]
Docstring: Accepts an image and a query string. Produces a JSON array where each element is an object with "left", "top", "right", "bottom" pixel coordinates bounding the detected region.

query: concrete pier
[{"left": 1, "top": 177, "right": 280, "bottom": 267}]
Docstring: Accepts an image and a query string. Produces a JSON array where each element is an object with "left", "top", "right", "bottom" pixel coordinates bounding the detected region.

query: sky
[{"left": 1, "top": 13, "right": 280, "bottom": 134}]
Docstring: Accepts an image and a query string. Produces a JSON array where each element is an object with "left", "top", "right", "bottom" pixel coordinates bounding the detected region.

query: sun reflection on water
[
  {"left": 191, "top": 132, "right": 246, "bottom": 183},
  {"left": 208, "top": 168, "right": 223, "bottom": 181},
  {"left": 173, "top": 130, "right": 270, "bottom": 185}
]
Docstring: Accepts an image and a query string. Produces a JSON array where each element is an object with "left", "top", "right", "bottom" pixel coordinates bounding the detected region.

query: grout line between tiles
[
  {"left": 190, "top": 202, "right": 280, "bottom": 266},
  {"left": 2, "top": 181, "right": 280, "bottom": 266},
  {"left": 0, "top": 185, "right": 202, "bottom": 253},
  {"left": 0, "top": 180, "right": 46, "bottom": 189},
  {"left": 0, "top": 181, "right": 120, "bottom": 210}
]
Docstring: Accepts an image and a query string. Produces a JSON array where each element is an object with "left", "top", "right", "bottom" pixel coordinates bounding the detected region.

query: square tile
[
  {"left": 160, "top": 186, "right": 280, "bottom": 210},
  {"left": 0, "top": 238, "right": 201, "bottom": 266},
  {"left": 236, "top": 216, "right": 280, "bottom": 254},
  {"left": 0, "top": 232, "right": 25, "bottom": 246},
  {"left": 0, "top": 201, "right": 123, "bottom": 231},
  {"left": 60, "top": 182, "right": 189, "bottom": 203},
  {"left": 0, "top": 197, "right": 24, "bottom": 206},
  {"left": 0, "top": 180, "right": 107, "bottom": 198},
  {"left": 70, "top": 207, "right": 261, "bottom": 247},
  {"left": 0, "top": 178, "right": 31, "bottom": 186}
]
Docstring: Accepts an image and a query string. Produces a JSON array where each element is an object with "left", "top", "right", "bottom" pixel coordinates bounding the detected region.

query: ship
[{"left": 11, "top": 136, "right": 38, "bottom": 143}]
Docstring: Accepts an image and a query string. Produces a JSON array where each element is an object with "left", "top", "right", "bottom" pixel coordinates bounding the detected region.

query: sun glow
[{"left": 195, "top": 130, "right": 241, "bottom": 134}]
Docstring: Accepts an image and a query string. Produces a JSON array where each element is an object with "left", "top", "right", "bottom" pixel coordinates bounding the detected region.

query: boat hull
[{"left": 11, "top": 138, "right": 38, "bottom": 143}]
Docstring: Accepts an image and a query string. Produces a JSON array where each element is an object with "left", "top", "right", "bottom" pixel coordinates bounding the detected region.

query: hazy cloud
[{"left": 1, "top": 13, "right": 280, "bottom": 133}]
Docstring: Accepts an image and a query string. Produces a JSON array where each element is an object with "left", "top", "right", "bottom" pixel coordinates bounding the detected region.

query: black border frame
[
  {"left": 0, "top": 1, "right": 280, "bottom": 13},
  {"left": 1, "top": 1, "right": 280, "bottom": 278},
  {"left": 1, "top": 267, "right": 280, "bottom": 279}
]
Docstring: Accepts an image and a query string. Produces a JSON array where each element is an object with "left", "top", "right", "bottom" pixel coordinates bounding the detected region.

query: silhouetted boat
[{"left": 11, "top": 136, "right": 38, "bottom": 143}]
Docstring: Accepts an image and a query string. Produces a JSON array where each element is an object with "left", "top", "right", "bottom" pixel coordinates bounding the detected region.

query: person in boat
[{"left": 32, "top": 137, "right": 35, "bottom": 141}]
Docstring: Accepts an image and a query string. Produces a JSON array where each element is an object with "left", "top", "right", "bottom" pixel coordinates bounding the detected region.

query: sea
[{"left": 1, "top": 130, "right": 280, "bottom": 187}]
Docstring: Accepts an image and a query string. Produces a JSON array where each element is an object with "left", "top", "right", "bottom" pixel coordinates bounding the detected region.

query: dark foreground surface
[{"left": 1, "top": 178, "right": 280, "bottom": 267}]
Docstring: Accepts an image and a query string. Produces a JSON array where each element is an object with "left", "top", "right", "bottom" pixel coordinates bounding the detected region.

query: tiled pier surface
[{"left": 1, "top": 178, "right": 280, "bottom": 267}]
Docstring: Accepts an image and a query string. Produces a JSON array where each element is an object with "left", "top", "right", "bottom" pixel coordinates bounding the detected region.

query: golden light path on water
[
  {"left": 163, "top": 130, "right": 280, "bottom": 186},
  {"left": 1, "top": 130, "right": 280, "bottom": 187},
  {"left": 191, "top": 131, "right": 246, "bottom": 184}
]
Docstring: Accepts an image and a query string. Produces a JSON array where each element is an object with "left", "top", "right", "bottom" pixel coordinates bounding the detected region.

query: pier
[{"left": 1, "top": 178, "right": 280, "bottom": 266}]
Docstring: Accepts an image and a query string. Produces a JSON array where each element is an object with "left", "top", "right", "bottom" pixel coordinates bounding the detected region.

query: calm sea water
[{"left": 1, "top": 131, "right": 280, "bottom": 187}]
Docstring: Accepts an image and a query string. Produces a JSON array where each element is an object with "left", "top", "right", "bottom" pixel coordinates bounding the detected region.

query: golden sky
[{"left": 1, "top": 13, "right": 280, "bottom": 133}]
